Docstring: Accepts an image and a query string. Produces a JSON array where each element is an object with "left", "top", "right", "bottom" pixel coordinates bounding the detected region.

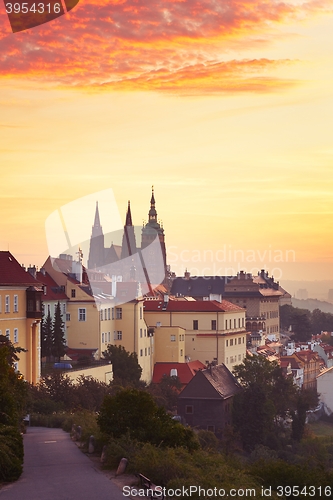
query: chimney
[
  {"left": 184, "top": 269, "right": 190, "bottom": 280},
  {"left": 28, "top": 265, "right": 37, "bottom": 279}
]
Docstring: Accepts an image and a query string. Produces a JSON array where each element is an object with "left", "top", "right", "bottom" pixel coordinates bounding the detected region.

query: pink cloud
[{"left": 0, "top": 0, "right": 331, "bottom": 93}]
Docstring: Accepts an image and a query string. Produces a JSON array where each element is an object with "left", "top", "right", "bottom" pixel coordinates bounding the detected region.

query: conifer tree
[
  {"left": 41, "top": 311, "right": 53, "bottom": 362},
  {"left": 52, "top": 302, "right": 66, "bottom": 362}
]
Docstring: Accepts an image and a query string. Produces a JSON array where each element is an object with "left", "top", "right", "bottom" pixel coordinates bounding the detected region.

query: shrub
[{"left": 0, "top": 426, "right": 23, "bottom": 481}]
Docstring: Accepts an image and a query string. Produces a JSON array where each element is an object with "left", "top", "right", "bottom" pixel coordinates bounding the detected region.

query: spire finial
[{"left": 125, "top": 200, "right": 133, "bottom": 226}]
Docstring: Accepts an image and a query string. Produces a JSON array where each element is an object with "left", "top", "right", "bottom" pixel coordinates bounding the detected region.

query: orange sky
[{"left": 1, "top": 0, "right": 333, "bottom": 284}]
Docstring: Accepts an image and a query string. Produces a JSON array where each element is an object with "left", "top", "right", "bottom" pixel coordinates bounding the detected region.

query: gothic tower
[
  {"left": 121, "top": 201, "right": 137, "bottom": 259},
  {"left": 87, "top": 202, "right": 105, "bottom": 269},
  {"left": 141, "top": 187, "right": 167, "bottom": 283}
]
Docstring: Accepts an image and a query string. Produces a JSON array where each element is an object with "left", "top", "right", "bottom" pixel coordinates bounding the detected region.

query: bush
[{"left": 0, "top": 426, "right": 23, "bottom": 481}]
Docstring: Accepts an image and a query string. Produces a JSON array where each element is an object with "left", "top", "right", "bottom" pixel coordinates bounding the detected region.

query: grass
[{"left": 308, "top": 421, "right": 333, "bottom": 437}]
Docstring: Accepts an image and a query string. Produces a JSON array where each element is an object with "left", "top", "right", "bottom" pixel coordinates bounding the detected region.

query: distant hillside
[{"left": 291, "top": 298, "right": 333, "bottom": 314}]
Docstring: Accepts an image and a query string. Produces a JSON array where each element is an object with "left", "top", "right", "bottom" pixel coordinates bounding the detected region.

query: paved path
[{"left": 0, "top": 427, "right": 125, "bottom": 500}]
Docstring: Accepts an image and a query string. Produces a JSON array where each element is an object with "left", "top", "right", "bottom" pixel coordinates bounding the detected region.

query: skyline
[{"left": 1, "top": 1, "right": 333, "bottom": 284}]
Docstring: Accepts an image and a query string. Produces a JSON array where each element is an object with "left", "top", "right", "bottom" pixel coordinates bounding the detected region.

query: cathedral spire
[
  {"left": 125, "top": 200, "right": 133, "bottom": 226},
  {"left": 94, "top": 201, "right": 101, "bottom": 227},
  {"left": 149, "top": 185, "right": 157, "bottom": 223}
]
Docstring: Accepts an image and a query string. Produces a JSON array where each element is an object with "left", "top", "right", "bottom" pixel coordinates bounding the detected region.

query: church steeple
[
  {"left": 125, "top": 200, "right": 133, "bottom": 226},
  {"left": 121, "top": 200, "right": 137, "bottom": 259},
  {"left": 148, "top": 186, "right": 157, "bottom": 223},
  {"left": 87, "top": 201, "right": 105, "bottom": 269}
]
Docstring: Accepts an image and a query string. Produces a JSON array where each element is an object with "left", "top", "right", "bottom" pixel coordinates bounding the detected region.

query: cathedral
[{"left": 87, "top": 187, "right": 168, "bottom": 287}]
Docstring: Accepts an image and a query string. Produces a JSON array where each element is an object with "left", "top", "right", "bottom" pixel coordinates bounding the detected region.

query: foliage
[
  {"left": 147, "top": 375, "right": 182, "bottom": 411},
  {"left": 98, "top": 388, "right": 199, "bottom": 451},
  {"left": 0, "top": 335, "right": 28, "bottom": 426},
  {"left": 41, "top": 311, "right": 53, "bottom": 360},
  {"left": 28, "top": 373, "right": 112, "bottom": 414},
  {"left": 291, "top": 389, "right": 319, "bottom": 442},
  {"left": 52, "top": 302, "right": 66, "bottom": 361},
  {"left": 102, "top": 345, "right": 142, "bottom": 384},
  {"left": 0, "top": 426, "right": 24, "bottom": 482},
  {"left": 280, "top": 304, "right": 312, "bottom": 341},
  {"left": 232, "top": 355, "right": 298, "bottom": 451}
]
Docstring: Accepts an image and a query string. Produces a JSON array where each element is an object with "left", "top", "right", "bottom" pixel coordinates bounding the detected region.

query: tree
[
  {"left": 52, "top": 302, "right": 66, "bottom": 362},
  {"left": 41, "top": 311, "right": 53, "bottom": 361},
  {"left": 98, "top": 388, "right": 199, "bottom": 451},
  {"left": 0, "top": 335, "right": 28, "bottom": 426},
  {"left": 232, "top": 355, "right": 298, "bottom": 451},
  {"left": 280, "top": 304, "right": 312, "bottom": 341},
  {"left": 102, "top": 345, "right": 142, "bottom": 384},
  {"left": 147, "top": 374, "right": 182, "bottom": 411}
]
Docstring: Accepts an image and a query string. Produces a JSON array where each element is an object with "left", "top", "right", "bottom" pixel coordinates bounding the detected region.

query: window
[
  {"left": 116, "top": 307, "right": 122, "bottom": 319},
  {"left": 6, "top": 329, "right": 10, "bottom": 340},
  {"left": 170, "top": 335, "right": 176, "bottom": 342},
  {"left": 193, "top": 320, "right": 198, "bottom": 330},
  {"left": 238, "top": 337, "right": 241, "bottom": 344},
  {"left": 242, "top": 336, "right": 245, "bottom": 343},
  {"left": 230, "top": 339, "right": 233, "bottom": 346},
  {"left": 225, "top": 320, "right": 228, "bottom": 330},
  {"left": 140, "top": 349, "right": 143, "bottom": 356},
  {"left": 108, "top": 332, "right": 110, "bottom": 342},
  {"left": 108, "top": 308, "right": 110, "bottom": 320},
  {"left": 226, "top": 339, "right": 228, "bottom": 347},
  {"left": 145, "top": 348, "right": 147, "bottom": 356},
  {"left": 5, "top": 295, "right": 9, "bottom": 313},
  {"left": 14, "top": 328, "right": 18, "bottom": 343},
  {"left": 242, "top": 318, "right": 244, "bottom": 327},
  {"left": 144, "top": 329, "right": 146, "bottom": 337},
  {"left": 238, "top": 318, "right": 240, "bottom": 328},
  {"left": 66, "top": 313, "right": 71, "bottom": 321},
  {"left": 234, "top": 319, "right": 236, "bottom": 328},
  {"left": 104, "top": 309, "right": 107, "bottom": 321},
  {"left": 112, "top": 307, "right": 114, "bottom": 320},
  {"left": 117, "top": 331, "right": 122, "bottom": 340},
  {"left": 186, "top": 405, "right": 193, "bottom": 414},
  {"left": 211, "top": 320, "right": 217, "bottom": 330},
  {"left": 78, "top": 308, "right": 86, "bottom": 321},
  {"left": 148, "top": 347, "right": 150, "bottom": 355},
  {"left": 180, "top": 349, "right": 183, "bottom": 356},
  {"left": 229, "top": 319, "right": 232, "bottom": 329},
  {"left": 140, "top": 307, "right": 143, "bottom": 319},
  {"left": 100, "top": 310, "right": 103, "bottom": 320},
  {"left": 47, "top": 304, "right": 50, "bottom": 314},
  {"left": 102, "top": 332, "right": 105, "bottom": 343},
  {"left": 14, "top": 295, "right": 18, "bottom": 312},
  {"left": 71, "top": 289, "right": 76, "bottom": 298},
  {"left": 140, "top": 328, "right": 143, "bottom": 338}
]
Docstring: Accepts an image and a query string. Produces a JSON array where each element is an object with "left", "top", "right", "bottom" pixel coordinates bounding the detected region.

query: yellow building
[
  {"left": 44, "top": 257, "right": 154, "bottom": 382},
  {"left": 144, "top": 297, "right": 246, "bottom": 371},
  {"left": 0, "top": 251, "right": 42, "bottom": 384},
  {"left": 153, "top": 325, "right": 185, "bottom": 363}
]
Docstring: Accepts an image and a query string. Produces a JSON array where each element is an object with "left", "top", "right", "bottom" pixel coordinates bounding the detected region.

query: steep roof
[
  {"left": 152, "top": 361, "right": 206, "bottom": 384},
  {"left": 0, "top": 251, "right": 41, "bottom": 286},
  {"left": 36, "top": 271, "right": 68, "bottom": 300},
  {"left": 179, "top": 364, "right": 242, "bottom": 400},
  {"left": 171, "top": 276, "right": 229, "bottom": 297},
  {"left": 144, "top": 298, "right": 243, "bottom": 313}
]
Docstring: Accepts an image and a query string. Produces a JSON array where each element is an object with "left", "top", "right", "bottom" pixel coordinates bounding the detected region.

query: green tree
[
  {"left": 232, "top": 355, "right": 298, "bottom": 451},
  {"left": 41, "top": 310, "right": 53, "bottom": 361},
  {"left": 52, "top": 302, "right": 66, "bottom": 362},
  {"left": 147, "top": 374, "right": 182, "bottom": 411},
  {"left": 98, "top": 388, "right": 199, "bottom": 451},
  {"left": 0, "top": 335, "right": 28, "bottom": 426},
  {"left": 291, "top": 389, "right": 319, "bottom": 442},
  {"left": 102, "top": 345, "right": 142, "bottom": 384}
]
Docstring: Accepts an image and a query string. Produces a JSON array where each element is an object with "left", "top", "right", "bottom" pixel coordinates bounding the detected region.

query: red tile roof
[
  {"left": 36, "top": 271, "right": 68, "bottom": 300},
  {"left": 152, "top": 361, "right": 206, "bottom": 384},
  {"left": 144, "top": 299, "right": 243, "bottom": 313},
  {"left": 0, "top": 251, "right": 41, "bottom": 286}
]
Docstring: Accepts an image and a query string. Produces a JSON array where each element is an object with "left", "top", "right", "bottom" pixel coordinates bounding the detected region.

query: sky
[{"left": 1, "top": 0, "right": 333, "bottom": 288}]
